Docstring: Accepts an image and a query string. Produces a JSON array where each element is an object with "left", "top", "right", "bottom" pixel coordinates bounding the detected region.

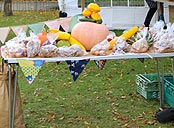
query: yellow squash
[
  {"left": 57, "top": 31, "right": 71, "bottom": 40},
  {"left": 91, "top": 12, "right": 101, "bottom": 21},
  {"left": 120, "top": 26, "right": 139, "bottom": 40},
  {"left": 68, "top": 37, "right": 86, "bottom": 50},
  {"left": 82, "top": 8, "right": 92, "bottom": 17},
  {"left": 87, "top": 3, "right": 101, "bottom": 13},
  {"left": 109, "top": 37, "right": 118, "bottom": 50}
]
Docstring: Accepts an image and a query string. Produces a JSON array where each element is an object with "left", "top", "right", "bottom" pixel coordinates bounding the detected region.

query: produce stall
[
  {"left": 3, "top": 45, "right": 174, "bottom": 128},
  {"left": 1, "top": 2, "right": 174, "bottom": 128}
]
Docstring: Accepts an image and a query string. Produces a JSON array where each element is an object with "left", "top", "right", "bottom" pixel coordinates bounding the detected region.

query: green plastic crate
[
  {"left": 164, "top": 79, "right": 174, "bottom": 107},
  {"left": 137, "top": 85, "right": 159, "bottom": 99},
  {"left": 136, "top": 73, "right": 173, "bottom": 100}
]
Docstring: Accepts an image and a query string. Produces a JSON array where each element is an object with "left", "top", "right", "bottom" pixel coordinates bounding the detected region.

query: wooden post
[{"left": 81, "top": 0, "right": 85, "bottom": 11}]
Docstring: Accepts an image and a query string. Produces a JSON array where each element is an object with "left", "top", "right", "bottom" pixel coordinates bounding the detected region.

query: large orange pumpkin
[{"left": 71, "top": 22, "right": 109, "bottom": 50}]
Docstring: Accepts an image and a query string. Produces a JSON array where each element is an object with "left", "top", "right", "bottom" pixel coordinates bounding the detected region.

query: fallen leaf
[
  {"left": 59, "top": 116, "right": 64, "bottom": 120},
  {"left": 84, "top": 121, "right": 91, "bottom": 125},
  {"left": 121, "top": 95, "right": 126, "bottom": 99}
]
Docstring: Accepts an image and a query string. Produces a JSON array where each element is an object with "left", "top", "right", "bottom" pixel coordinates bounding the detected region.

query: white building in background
[
  {"left": 58, "top": 0, "right": 78, "bottom": 12},
  {"left": 58, "top": 0, "right": 169, "bottom": 29}
]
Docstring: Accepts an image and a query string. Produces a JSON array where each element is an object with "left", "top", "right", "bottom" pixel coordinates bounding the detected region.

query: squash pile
[
  {"left": 48, "top": 28, "right": 86, "bottom": 50},
  {"left": 81, "top": 3, "right": 102, "bottom": 24}
]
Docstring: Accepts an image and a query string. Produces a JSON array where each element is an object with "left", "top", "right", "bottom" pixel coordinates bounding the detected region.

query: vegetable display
[{"left": 1, "top": 3, "right": 174, "bottom": 58}]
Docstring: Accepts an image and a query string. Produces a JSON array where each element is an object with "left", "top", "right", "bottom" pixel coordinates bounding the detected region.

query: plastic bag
[
  {"left": 112, "top": 37, "right": 131, "bottom": 54},
  {"left": 27, "top": 39, "right": 40, "bottom": 58},
  {"left": 90, "top": 39, "right": 110, "bottom": 56},
  {"left": 39, "top": 45, "right": 59, "bottom": 57},
  {"left": 155, "top": 108, "right": 174, "bottom": 123},
  {"left": 58, "top": 44, "right": 86, "bottom": 57},
  {"left": 107, "top": 31, "right": 116, "bottom": 41},
  {"left": 0, "top": 64, "right": 25, "bottom": 128},
  {"left": 1, "top": 40, "right": 27, "bottom": 58},
  {"left": 131, "top": 37, "right": 149, "bottom": 53},
  {"left": 149, "top": 20, "right": 165, "bottom": 36},
  {"left": 152, "top": 33, "right": 174, "bottom": 53}
]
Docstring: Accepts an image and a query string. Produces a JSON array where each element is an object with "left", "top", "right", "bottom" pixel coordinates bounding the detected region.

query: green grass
[
  {"left": 1, "top": 11, "right": 174, "bottom": 128},
  {"left": 18, "top": 59, "right": 174, "bottom": 128},
  {"left": 0, "top": 11, "right": 59, "bottom": 27}
]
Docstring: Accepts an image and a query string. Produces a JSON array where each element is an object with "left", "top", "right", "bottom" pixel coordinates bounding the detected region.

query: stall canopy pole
[{"left": 81, "top": 0, "right": 85, "bottom": 11}]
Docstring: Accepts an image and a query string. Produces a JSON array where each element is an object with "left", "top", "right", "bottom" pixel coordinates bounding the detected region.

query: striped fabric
[{"left": 145, "top": 0, "right": 157, "bottom": 8}]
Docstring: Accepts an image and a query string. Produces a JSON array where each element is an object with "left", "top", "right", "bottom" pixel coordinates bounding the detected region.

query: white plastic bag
[{"left": 90, "top": 39, "right": 110, "bottom": 56}]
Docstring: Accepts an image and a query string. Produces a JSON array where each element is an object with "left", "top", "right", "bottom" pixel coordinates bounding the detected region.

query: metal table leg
[
  {"left": 8, "top": 64, "right": 12, "bottom": 128},
  {"left": 8, "top": 64, "right": 19, "bottom": 128},
  {"left": 157, "top": 58, "right": 165, "bottom": 108},
  {"left": 171, "top": 57, "right": 174, "bottom": 80},
  {"left": 12, "top": 64, "right": 19, "bottom": 128}
]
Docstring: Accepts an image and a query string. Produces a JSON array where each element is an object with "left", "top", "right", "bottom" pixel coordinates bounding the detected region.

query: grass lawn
[{"left": 1, "top": 11, "right": 174, "bottom": 128}]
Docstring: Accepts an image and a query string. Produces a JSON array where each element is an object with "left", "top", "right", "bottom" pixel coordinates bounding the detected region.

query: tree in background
[{"left": 3, "top": 0, "right": 13, "bottom": 16}]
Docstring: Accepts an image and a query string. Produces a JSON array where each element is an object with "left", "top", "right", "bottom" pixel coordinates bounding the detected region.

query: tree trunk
[{"left": 3, "top": 0, "right": 13, "bottom": 16}]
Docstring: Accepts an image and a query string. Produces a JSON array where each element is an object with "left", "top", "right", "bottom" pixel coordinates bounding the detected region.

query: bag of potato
[
  {"left": 0, "top": 64, "right": 25, "bottom": 128},
  {"left": 90, "top": 39, "right": 110, "bottom": 56},
  {"left": 131, "top": 37, "right": 149, "bottom": 53}
]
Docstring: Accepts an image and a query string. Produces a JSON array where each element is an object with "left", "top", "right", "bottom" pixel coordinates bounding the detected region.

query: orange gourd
[
  {"left": 87, "top": 3, "right": 101, "bottom": 13},
  {"left": 37, "top": 31, "right": 48, "bottom": 46},
  {"left": 82, "top": 8, "right": 92, "bottom": 17},
  {"left": 91, "top": 12, "right": 101, "bottom": 21},
  {"left": 71, "top": 22, "right": 109, "bottom": 50}
]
